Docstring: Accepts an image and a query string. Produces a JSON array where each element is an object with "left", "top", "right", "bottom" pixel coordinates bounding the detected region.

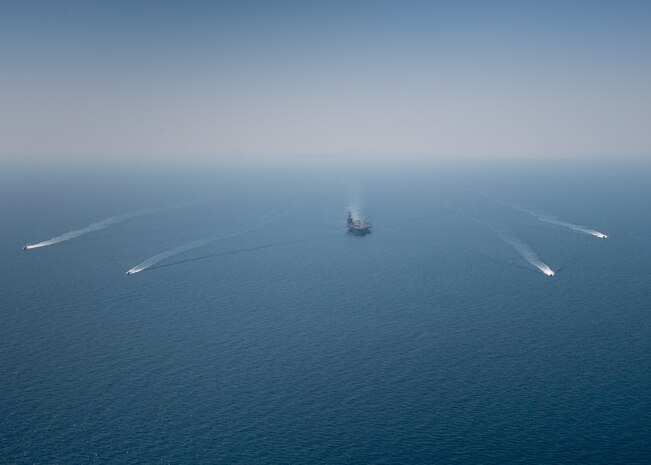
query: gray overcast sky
[{"left": 1, "top": 0, "right": 650, "bottom": 159}]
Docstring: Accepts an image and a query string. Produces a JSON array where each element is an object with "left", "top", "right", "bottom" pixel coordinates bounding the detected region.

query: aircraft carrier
[{"left": 347, "top": 211, "right": 372, "bottom": 235}]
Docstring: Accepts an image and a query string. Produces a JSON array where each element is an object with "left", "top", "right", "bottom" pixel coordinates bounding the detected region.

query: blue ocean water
[{"left": 2, "top": 159, "right": 651, "bottom": 464}]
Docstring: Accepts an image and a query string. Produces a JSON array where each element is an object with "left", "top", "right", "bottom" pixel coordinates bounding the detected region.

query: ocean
[{"left": 2, "top": 158, "right": 650, "bottom": 464}]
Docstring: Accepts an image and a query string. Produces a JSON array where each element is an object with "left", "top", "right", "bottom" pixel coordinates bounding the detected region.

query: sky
[{"left": 1, "top": 0, "right": 650, "bottom": 159}]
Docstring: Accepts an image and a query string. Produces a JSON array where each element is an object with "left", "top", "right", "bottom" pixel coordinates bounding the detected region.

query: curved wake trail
[
  {"left": 149, "top": 240, "right": 303, "bottom": 271},
  {"left": 458, "top": 210, "right": 555, "bottom": 277},
  {"left": 478, "top": 192, "right": 608, "bottom": 239},
  {"left": 23, "top": 196, "right": 215, "bottom": 250},
  {"left": 125, "top": 206, "right": 295, "bottom": 275},
  {"left": 126, "top": 238, "right": 213, "bottom": 274}
]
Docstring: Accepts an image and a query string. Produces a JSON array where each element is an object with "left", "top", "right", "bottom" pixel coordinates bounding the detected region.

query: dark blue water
[{"left": 2, "top": 159, "right": 651, "bottom": 464}]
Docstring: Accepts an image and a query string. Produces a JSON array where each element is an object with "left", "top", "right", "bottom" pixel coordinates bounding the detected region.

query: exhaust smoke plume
[{"left": 340, "top": 179, "right": 364, "bottom": 220}]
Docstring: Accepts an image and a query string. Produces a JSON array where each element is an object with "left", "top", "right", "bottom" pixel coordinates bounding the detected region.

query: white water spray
[
  {"left": 23, "top": 196, "right": 216, "bottom": 250},
  {"left": 459, "top": 210, "right": 556, "bottom": 277},
  {"left": 125, "top": 206, "right": 295, "bottom": 275}
]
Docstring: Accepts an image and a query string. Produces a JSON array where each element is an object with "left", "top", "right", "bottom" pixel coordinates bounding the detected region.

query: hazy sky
[{"left": 1, "top": 0, "right": 650, "bottom": 159}]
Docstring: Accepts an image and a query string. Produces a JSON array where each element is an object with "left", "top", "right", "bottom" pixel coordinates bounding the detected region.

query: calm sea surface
[{"left": 2, "top": 159, "right": 650, "bottom": 464}]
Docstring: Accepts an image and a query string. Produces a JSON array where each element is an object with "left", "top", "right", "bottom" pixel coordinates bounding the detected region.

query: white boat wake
[
  {"left": 478, "top": 192, "right": 608, "bottom": 239},
  {"left": 125, "top": 206, "right": 295, "bottom": 275},
  {"left": 459, "top": 210, "right": 555, "bottom": 277},
  {"left": 503, "top": 236, "right": 556, "bottom": 277},
  {"left": 23, "top": 196, "right": 215, "bottom": 250},
  {"left": 530, "top": 213, "right": 608, "bottom": 239}
]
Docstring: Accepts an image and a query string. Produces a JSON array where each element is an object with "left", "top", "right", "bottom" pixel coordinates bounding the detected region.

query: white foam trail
[
  {"left": 534, "top": 215, "right": 608, "bottom": 239},
  {"left": 503, "top": 236, "right": 555, "bottom": 277},
  {"left": 125, "top": 207, "right": 294, "bottom": 275},
  {"left": 23, "top": 197, "right": 215, "bottom": 250},
  {"left": 479, "top": 192, "right": 608, "bottom": 239},
  {"left": 459, "top": 210, "right": 555, "bottom": 277},
  {"left": 25, "top": 211, "right": 153, "bottom": 250}
]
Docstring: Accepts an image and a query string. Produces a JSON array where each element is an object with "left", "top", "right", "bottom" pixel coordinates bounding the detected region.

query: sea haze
[{"left": 2, "top": 158, "right": 651, "bottom": 464}]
